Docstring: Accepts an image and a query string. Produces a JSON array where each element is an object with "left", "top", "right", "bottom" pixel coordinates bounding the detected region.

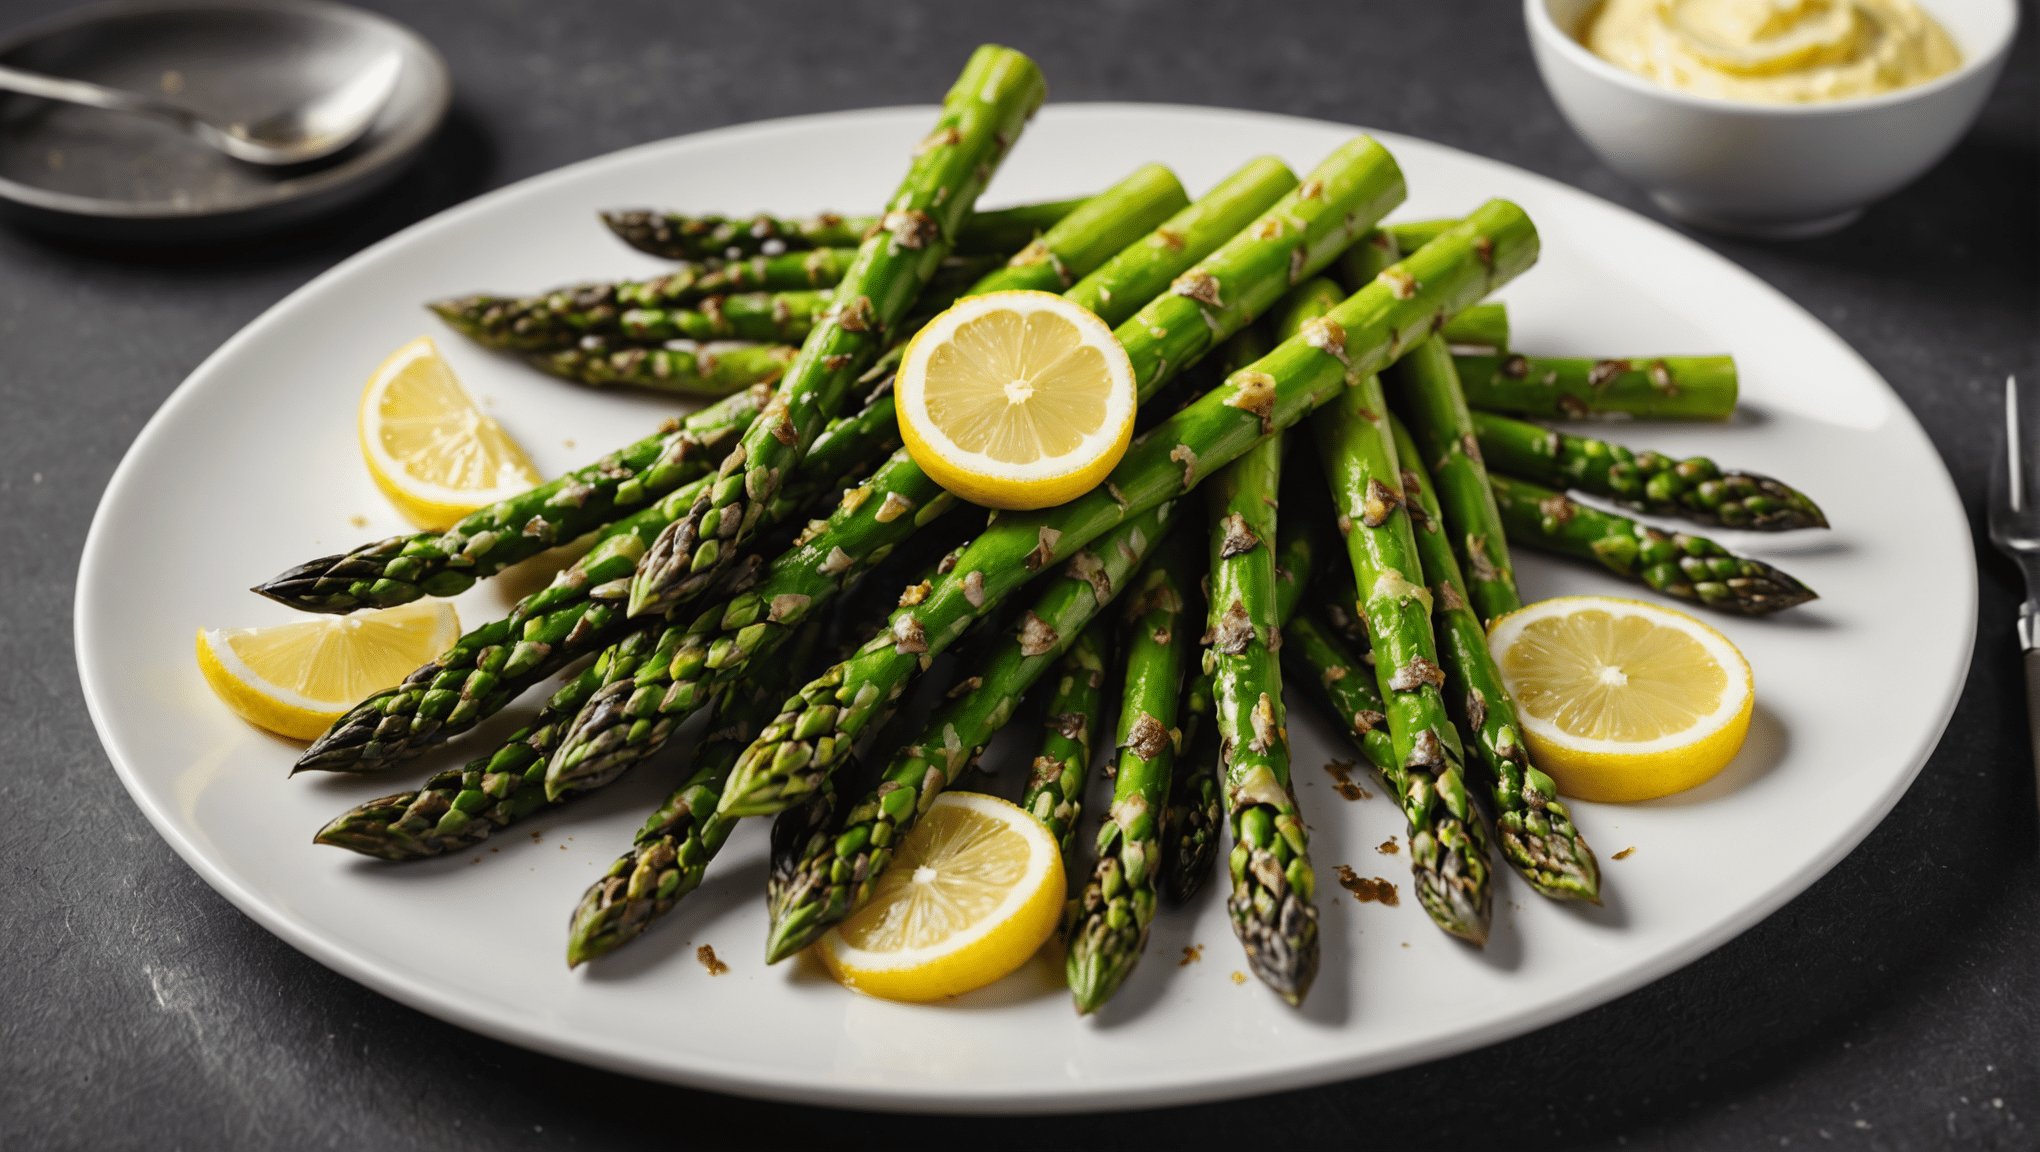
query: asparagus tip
[{"left": 763, "top": 907, "right": 824, "bottom": 965}]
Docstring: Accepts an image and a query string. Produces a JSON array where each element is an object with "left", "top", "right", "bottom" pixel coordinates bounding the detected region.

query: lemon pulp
[
  {"left": 196, "top": 600, "right": 460, "bottom": 740},
  {"left": 897, "top": 291, "right": 1135, "bottom": 511},
  {"left": 925, "top": 308, "right": 1111, "bottom": 465},
  {"left": 360, "top": 337, "right": 539, "bottom": 530},
  {"left": 1487, "top": 596, "right": 1754, "bottom": 802},
  {"left": 1501, "top": 609, "right": 1729, "bottom": 743},
  {"left": 820, "top": 791, "right": 1063, "bottom": 1002}
]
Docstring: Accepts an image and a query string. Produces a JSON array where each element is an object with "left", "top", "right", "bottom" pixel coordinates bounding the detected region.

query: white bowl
[{"left": 1526, "top": 0, "right": 2017, "bottom": 238}]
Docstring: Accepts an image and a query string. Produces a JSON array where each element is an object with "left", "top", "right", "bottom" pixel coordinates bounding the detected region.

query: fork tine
[{"left": 2009, "top": 376, "right": 2023, "bottom": 514}]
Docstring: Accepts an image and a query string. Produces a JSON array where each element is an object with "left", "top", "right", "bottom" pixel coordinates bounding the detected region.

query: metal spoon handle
[{"left": 0, "top": 62, "right": 212, "bottom": 133}]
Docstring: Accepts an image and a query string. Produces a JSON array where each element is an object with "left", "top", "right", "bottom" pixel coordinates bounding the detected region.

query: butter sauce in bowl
[{"left": 1527, "top": 0, "right": 2014, "bottom": 237}]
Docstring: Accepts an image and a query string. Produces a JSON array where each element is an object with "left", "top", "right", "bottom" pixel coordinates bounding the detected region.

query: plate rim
[{"left": 73, "top": 101, "right": 1978, "bottom": 1113}]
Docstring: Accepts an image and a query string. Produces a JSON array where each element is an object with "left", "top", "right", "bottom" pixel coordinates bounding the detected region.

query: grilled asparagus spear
[
  {"left": 619, "top": 47, "right": 1048, "bottom": 619},
  {"left": 1203, "top": 430, "right": 1321, "bottom": 1004},
  {"left": 1067, "top": 529, "right": 1198, "bottom": 1013},
  {"left": 1389, "top": 414, "right": 1600, "bottom": 902},
  {"left": 600, "top": 198, "right": 1086, "bottom": 262},
  {"left": 1487, "top": 473, "right": 1818, "bottom": 614},
  {"left": 1470, "top": 409, "right": 1827, "bottom": 530}
]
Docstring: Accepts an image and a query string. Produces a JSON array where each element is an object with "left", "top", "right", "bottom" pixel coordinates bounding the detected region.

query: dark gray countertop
[{"left": 3, "top": 1, "right": 2034, "bottom": 1147}]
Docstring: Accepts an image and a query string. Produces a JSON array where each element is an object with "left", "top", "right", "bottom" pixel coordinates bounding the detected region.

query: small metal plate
[{"left": 0, "top": 0, "right": 448, "bottom": 240}]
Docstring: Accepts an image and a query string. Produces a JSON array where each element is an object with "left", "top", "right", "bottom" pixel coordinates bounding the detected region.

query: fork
[{"left": 1986, "top": 375, "right": 2040, "bottom": 810}]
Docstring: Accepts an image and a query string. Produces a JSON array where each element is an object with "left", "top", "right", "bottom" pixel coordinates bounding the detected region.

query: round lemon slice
[
  {"left": 818, "top": 791, "right": 1064, "bottom": 1002},
  {"left": 360, "top": 336, "right": 541, "bottom": 530},
  {"left": 895, "top": 290, "right": 1135, "bottom": 510},
  {"left": 195, "top": 601, "right": 461, "bottom": 741},
  {"left": 1487, "top": 596, "right": 1754, "bottom": 802}
]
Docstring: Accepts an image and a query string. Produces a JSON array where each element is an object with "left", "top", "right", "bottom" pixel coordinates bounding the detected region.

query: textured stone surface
[{"left": 1, "top": 1, "right": 2034, "bottom": 1147}]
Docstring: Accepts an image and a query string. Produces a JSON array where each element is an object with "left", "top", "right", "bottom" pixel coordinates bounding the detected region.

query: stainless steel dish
[{"left": 0, "top": 0, "right": 449, "bottom": 241}]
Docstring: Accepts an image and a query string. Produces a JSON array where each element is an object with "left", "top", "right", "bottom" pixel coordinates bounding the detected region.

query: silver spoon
[{"left": 0, "top": 50, "right": 400, "bottom": 166}]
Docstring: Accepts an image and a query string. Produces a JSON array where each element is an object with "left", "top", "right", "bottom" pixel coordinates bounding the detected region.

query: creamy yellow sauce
[{"left": 1581, "top": 0, "right": 1961, "bottom": 104}]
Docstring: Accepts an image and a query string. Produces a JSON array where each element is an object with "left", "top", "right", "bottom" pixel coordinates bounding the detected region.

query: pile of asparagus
[{"left": 256, "top": 45, "right": 1826, "bottom": 1014}]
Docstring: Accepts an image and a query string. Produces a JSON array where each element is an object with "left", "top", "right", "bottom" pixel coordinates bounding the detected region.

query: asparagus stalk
[
  {"left": 1283, "top": 611, "right": 1396, "bottom": 772},
  {"left": 621, "top": 47, "right": 1047, "bottom": 619},
  {"left": 311, "top": 649, "right": 629, "bottom": 859},
  {"left": 254, "top": 385, "right": 770, "bottom": 615},
  {"left": 1204, "top": 430, "right": 1322, "bottom": 1003},
  {"left": 1161, "top": 668, "right": 1223, "bottom": 905},
  {"left": 1151, "top": 321, "right": 1278, "bottom": 911},
  {"left": 1488, "top": 473, "right": 1818, "bottom": 614},
  {"left": 616, "top": 289, "right": 831, "bottom": 345},
  {"left": 708, "top": 140, "right": 1420, "bottom": 819},
  {"left": 1066, "top": 530, "right": 1198, "bottom": 1012},
  {"left": 1019, "top": 618, "right": 1109, "bottom": 911},
  {"left": 564, "top": 165, "right": 1254, "bottom": 798},
  {"left": 291, "top": 391, "right": 903, "bottom": 774},
  {"left": 1458, "top": 353, "right": 1738, "bottom": 421},
  {"left": 1313, "top": 371, "right": 1492, "bottom": 944},
  {"left": 759, "top": 502, "right": 1181, "bottom": 963},
  {"left": 1388, "top": 415, "right": 1600, "bottom": 902},
  {"left": 1334, "top": 228, "right": 1506, "bottom": 366},
  {"left": 1385, "top": 333, "right": 1524, "bottom": 624},
  {"left": 1440, "top": 302, "right": 1509, "bottom": 355},
  {"left": 563, "top": 621, "right": 830, "bottom": 965},
  {"left": 1154, "top": 287, "right": 1317, "bottom": 906},
  {"left": 967, "top": 163, "right": 1189, "bottom": 295},
  {"left": 431, "top": 254, "right": 1005, "bottom": 356},
  {"left": 1385, "top": 218, "right": 1456, "bottom": 252},
  {"left": 621, "top": 146, "right": 1340, "bottom": 641},
  {"left": 672, "top": 246, "right": 860, "bottom": 297},
  {"left": 542, "top": 444, "right": 959, "bottom": 799},
  {"left": 527, "top": 338, "right": 796, "bottom": 399},
  {"left": 1062, "top": 157, "right": 1297, "bottom": 319},
  {"left": 600, "top": 197, "right": 1087, "bottom": 262},
  {"left": 1470, "top": 410, "right": 1827, "bottom": 530},
  {"left": 708, "top": 201, "right": 1538, "bottom": 835},
  {"left": 608, "top": 162, "right": 1174, "bottom": 349}
]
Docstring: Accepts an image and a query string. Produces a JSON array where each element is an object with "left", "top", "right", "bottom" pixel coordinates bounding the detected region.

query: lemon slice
[
  {"left": 360, "top": 336, "right": 541, "bottom": 530},
  {"left": 195, "top": 601, "right": 461, "bottom": 740},
  {"left": 896, "top": 290, "right": 1135, "bottom": 510},
  {"left": 818, "top": 791, "right": 1064, "bottom": 1002},
  {"left": 1487, "top": 596, "right": 1753, "bottom": 802}
]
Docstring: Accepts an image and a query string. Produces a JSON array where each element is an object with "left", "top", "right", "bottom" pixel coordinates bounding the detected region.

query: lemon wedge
[
  {"left": 1487, "top": 596, "right": 1753, "bottom": 802},
  {"left": 818, "top": 791, "right": 1064, "bottom": 1002},
  {"left": 195, "top": 601, "right": 461, "bottom": 740},
  {"left": 896, "top": 290, "right": 1135, "bottom": 510},
  {"left": 360, "top": 337, "right": 541, "bottom": 530}
]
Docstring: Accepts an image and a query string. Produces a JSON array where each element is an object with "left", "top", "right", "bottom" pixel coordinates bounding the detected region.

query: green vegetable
[
  {"left": 290, "top": 390, "right": 902, "bottom": 774},
  {"left": 706, "top": 202, "right": 1537, "bottom": 865},
  {"left": 1389, "top": 414, "right": 1600, "bottom": 902},
  {"left": 1384, "top": 333, "right": 1523, "bottom": 624},
  {"left": 1068, "top": 529, "right": 1198, "bottom": 1013},
  {"left": 758, "top": 502, "right": 1181, "bottom": 964},
  {"left": 599, "top": 198, "right": 1087, "bottom": 262},
  {"left": 253, "top": 385, "right": 770, "bottom": 615},
  {"left": 563, "top": 621, "right": 831, "bottom": 966},
  {"left": 621, "top": 46, "right": 1048, "bottom": 618},
  {"left": 1457, "top": 353, "right": 1738, "bottom": 421},
  {"left": 1471, "top": 409, "right": 1827, "bottom": 530},
  {"left": 527, "top": 339, "right": 795, "bottom": 399},
  {"left": 1203, "top": 430, "right": 1320, "bottom": 1004},
  {"left": 1313, "top": 366, "right": 1491, "bottom": 944},
  {"left": 1019, "top": 619, "right": 1110, "bottom": 917},
  {"left": 1487, "top": 472, "right": 1818, "bottom": 614}
]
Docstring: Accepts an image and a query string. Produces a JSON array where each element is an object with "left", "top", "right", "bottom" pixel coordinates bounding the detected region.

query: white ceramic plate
[{"left": 75, "top": 105, "right": 1973, "bottom": 1113}]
